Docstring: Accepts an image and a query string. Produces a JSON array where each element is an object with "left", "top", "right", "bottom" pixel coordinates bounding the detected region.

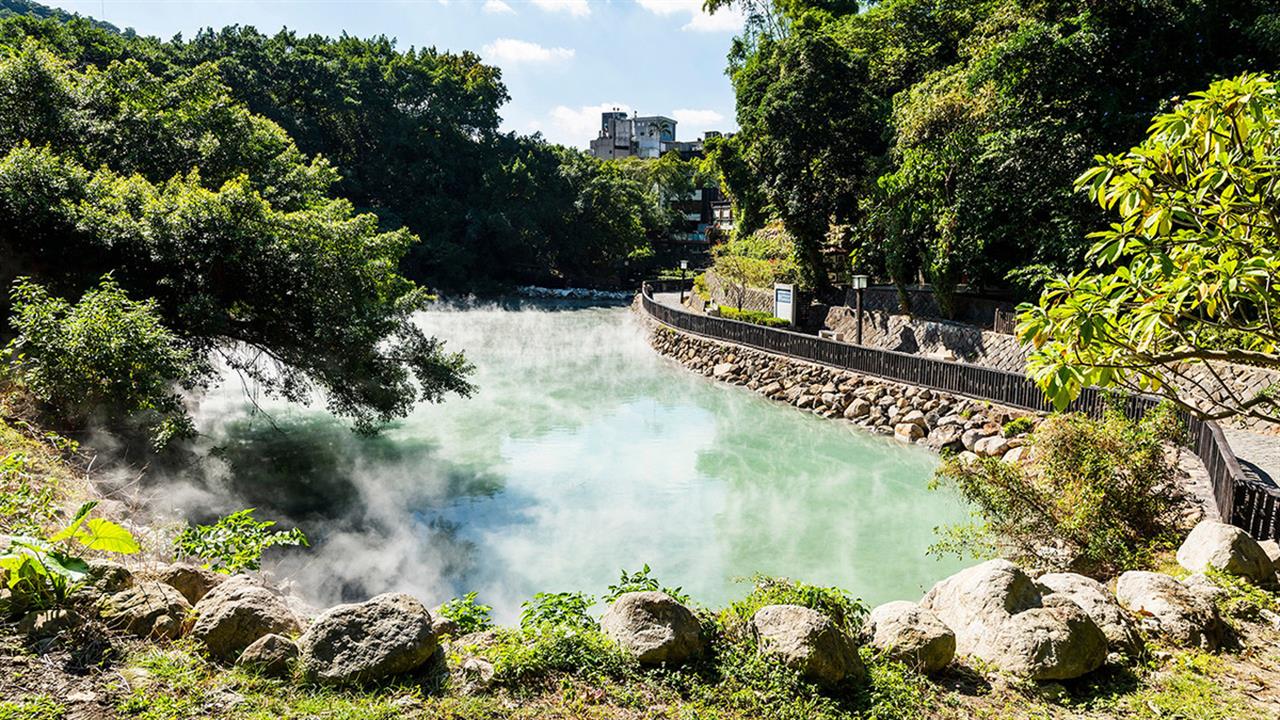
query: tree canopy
[
  {"left": 1019, "top": 74, "right": 1280, "bottom": 425},
  {"left": 0, "top": 11, "right": 676, "bottom": 290},
  {"left": 0, "top": 41, "right": 473, "bottom": 434},
  {"left": 712, "top": 0, "right": 1280, "bottom": 306}
]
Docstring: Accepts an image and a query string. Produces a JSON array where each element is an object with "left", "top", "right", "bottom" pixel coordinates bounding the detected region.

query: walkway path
[
  {"left": 653, "top": 291, "right": 689, "bottom": 311},
  {"left": 1224, "top": 428, "right": 1280, "bottom": 487}
]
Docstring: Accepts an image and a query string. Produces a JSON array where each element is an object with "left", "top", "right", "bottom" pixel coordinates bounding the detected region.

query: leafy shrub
[
  {"left": 693, "top": 635, "right": 850, "bottom": 720},
  {"left": 437, "top": 591, "right": 494, "bottom": 635},
  {"left": 725, "top": 575, "right": 867, "bottom": 637},
  {"left": 0, "top": 451, "right": 57, "bottom": 535},
  {"left": 3, "top": 275, "right": 204, "bottom": 448},
  {"left": 1001, "top": 416, "right": 1035, "bottom": 437},
  {"left": 715, "top": 221, "right": 805, "bottom": 286},
  {"left": 931, "top": 406, "right": 1187, "bottom": 576},
  {"left": 1, "top": 501, "right": 139, "bottom": 616},
  {"left": 604, "top": 564, "right": 688, "bottom": 604},
  {"left": 519, "top": 591, "right": 595, "bottom": 632},
  {"left": 478, "top": 625, "right": 636, "bottom": 687},
  {"left": 173, "top": 509, "right": 307, "bottom": 574},
  {"left": 693, "top": 272, "right": 710, "bottom": 301},
  {"left": 718, "top": 305, "right": 790, "bottom": 328},
  {"left": 860, "top": 653, "right": 933, "bottom": 720}
]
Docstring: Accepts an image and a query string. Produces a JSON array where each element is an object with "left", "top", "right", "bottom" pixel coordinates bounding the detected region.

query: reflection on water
[{"left": 182, "top": 299, "right": 971, "bottom": 621}]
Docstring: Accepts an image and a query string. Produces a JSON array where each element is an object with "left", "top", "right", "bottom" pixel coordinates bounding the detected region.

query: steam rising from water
[{"left": 166, "top": 299, "right": 969, "bottom": 621}]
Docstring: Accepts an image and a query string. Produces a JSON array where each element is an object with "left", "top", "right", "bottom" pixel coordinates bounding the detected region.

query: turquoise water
[{"left": 190, "top": 300, "right": 970, "bottom": 621}]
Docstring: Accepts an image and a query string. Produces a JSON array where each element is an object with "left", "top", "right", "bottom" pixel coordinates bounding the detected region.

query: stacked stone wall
[{"left": 644, "top": 323, "right": 1037, "bottom": 460}]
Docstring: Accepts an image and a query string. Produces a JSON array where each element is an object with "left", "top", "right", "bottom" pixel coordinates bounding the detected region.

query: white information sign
[{"left": 774, "top": 282, "right": 796, "bottom": 324}]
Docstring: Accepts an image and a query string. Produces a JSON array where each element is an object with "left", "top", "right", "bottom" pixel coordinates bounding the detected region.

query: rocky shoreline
[{"left": 643, "top": 321, "right": 1040, "bottom": 461}]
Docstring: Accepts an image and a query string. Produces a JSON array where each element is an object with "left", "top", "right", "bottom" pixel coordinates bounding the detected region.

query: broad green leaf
[
  {"left": 75, "top": 518, "right": 141, "bottom": 554},
  {"left": 50, "top": 501, "right": 100, "bottom": 543}
]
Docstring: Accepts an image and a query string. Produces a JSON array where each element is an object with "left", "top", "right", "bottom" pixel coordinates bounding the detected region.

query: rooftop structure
[{"left": 588, "top": 110, "right": 726, "bottom": 160}]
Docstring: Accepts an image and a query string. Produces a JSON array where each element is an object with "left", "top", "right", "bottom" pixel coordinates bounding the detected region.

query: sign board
[{"left": 774, "top": 282, "right": 796, "bottom": 325}]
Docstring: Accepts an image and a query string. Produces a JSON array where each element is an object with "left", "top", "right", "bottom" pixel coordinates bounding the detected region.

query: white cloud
[
  {"left": 482, "top": 38, "right": 575, "bottom": 65},
  {"left": 672, "top": 108, "right": 728, "bottom": 138},
  {"left": 634, "top": 0, "right": 744, "bottom": 32},
  {"left": 548, "top": 102, "right": 633, "bottom": 147},
  {"left": 672, "top": 108, "right": 724, "bottom": 126},
  {"left": 482, "top": 0, "right": 515, "bottom": 14},
  {"left": 532, "top": 0, "right": 591, "bottom": 17},
  {"left": 634, "top": 0, "right": 691, "bottom": 15},
  {"left": 683, "top": 6, "right": 745, "bottom": 32}
]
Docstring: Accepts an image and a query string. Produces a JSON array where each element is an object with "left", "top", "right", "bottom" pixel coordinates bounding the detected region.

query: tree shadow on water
[{"left": 183, "top": 413, "right": 509, "bottom": 525}]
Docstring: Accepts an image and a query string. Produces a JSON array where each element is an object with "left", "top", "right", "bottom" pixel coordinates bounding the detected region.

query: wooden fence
[{"left": 640, "top": 280, "right": 1278, "bottom": 541}]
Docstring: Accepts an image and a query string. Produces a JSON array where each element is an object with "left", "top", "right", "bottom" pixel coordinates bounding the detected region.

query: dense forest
[
  {"left": 0, "top": 1, "right": 702, "bottom": 293},
  {"left": 707, "top": 0, "right": 1280, "bottom": 308},
  {"left": 0, "top": 1, "right": 710, "bottom": 442}
]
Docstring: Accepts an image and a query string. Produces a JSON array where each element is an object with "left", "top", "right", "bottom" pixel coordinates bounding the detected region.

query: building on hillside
[
  {"left": 667, "top": 186, "right": 733, "bottom": 244},
  {"left": 588, "top": 110, "right": 728, "bottom": 161},
  {"left": 587, "top": 110, "right": 735, "bottom": 242}
]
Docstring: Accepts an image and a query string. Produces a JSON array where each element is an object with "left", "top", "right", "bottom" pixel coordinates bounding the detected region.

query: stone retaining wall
[
  {"left": 704, "top": 270, "right": 774, "bottom": 315},
  {"left": 643, "top": 320, "right": 1038, "bottom": 460},
  {"left": 825, "top": 306, "right": 1028, "bottom": 374}
]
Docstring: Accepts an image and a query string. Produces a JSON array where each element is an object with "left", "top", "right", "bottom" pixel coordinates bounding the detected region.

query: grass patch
[
  {"left": 0, "top": 417, "right": 78, "bottom": 536},
  {"left": 0, "top": 696, "right": 64, "bottom": 720},
  {"left": 456, "top": 626, "right": 637, "bottom": 690},
  {"left": 1117, "top": 650, "right": 1261, "bottom": 720},
  {"left": 1204, "top": 568, "right": 1279, "bottom": 621}
]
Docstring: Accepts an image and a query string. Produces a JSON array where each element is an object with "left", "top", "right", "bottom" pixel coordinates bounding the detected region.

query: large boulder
[
  {"left": 921, "top": 560, "right": 1106, "bottom": 680},
  {"left": 601, "top": 591, "right": 704, "bottom": 665},
  {"left": 750, "top": 604, "right": 863, "bottom": 686},
  {"left": 925, "top": 425, "right": 964, "bottom": 452},
  {"left": 1176, "top": 521, "right": 1274, "bottom": 584},
  {"left": 973, "top": 435, "right": 1011, "bottom": 458},
  {"left": 85, "top": 560, "right": 134, "bottom": 595},
  {"left": 1036, "top": 573, "right": 1142, "bottom": 657},
  {"left": 1259, "top": 539, "right": 1280, "bottom": 573},
  {"left": 156, "top": 564, "right": 224, "bottom": 605},
  {"left": 1116, "top": 572, "right": 1222, "bottom": 650},
  {"left": 237, "top": 633, "right": 299, "bottom": 678},
  {"left": 191, "top": 576, "right": 303, "bottom": 660},
  {"left": 864, "top": 601, "right": 954, "bottom": 673},
  {"left": 100, "top": 581, "right": 192, "bottom": 640},
  {"left": 299, "top": 593, "right": 438, "bottom": 685},
  {"left": 894, "top": 422, "right": 925, "bottom": 442}
]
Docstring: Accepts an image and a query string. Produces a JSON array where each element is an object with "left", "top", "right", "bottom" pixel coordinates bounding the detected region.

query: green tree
[
  {"left": 4, "top": 275, "right": 201, "bottom": 446},
  {"left": 731, "top": 16, "right": 883, "bottom": 291},
  {"left": 1020, "top": 74, "right": 1280, "bottom": 426},
  {"left": 721, "top": 0, "right": 1280, "bottom": 298},
  {"left": 0, "top": 44, "right": 474, "bottom": 434}
]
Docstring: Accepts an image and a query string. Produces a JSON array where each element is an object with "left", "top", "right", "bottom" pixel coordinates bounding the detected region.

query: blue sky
[{"left": 43, "top": 0, "right": 744, "bottom": 147}]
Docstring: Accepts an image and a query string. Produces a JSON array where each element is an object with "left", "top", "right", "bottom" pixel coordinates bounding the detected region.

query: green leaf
[
  {"left": 75, "top": 518, "right": 141, "bottom": 554},
  {"left": 49, "top": 501, "right": 100, "bottom": 543}
]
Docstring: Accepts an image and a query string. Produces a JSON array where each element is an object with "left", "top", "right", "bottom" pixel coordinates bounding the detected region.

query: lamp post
[
  {"left": 679, "top": 259, "right": 689, "bottom": 305},
  {"left": 850, "top": 274, "right": 869, "bottom": 345}
]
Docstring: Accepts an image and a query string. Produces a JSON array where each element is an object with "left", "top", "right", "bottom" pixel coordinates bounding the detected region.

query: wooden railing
[{"left": 640, "top": 280, "right": 1276, "bottom": 540}]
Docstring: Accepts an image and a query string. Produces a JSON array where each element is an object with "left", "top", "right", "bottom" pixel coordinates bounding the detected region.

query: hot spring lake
[{"left": 184, "top": 300, "right": 972, "bottom": 621}]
